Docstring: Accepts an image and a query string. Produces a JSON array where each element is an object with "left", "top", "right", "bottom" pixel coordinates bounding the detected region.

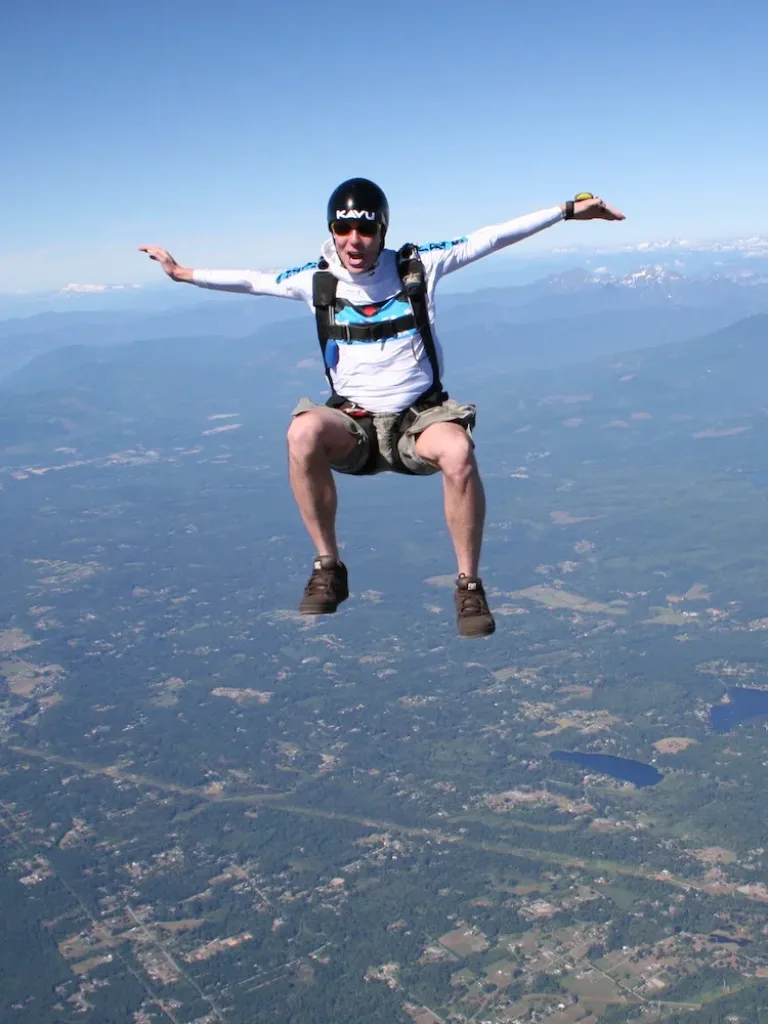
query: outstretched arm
[
  {"left": 422, "top": 195, "right": 625, "bottom": 280},
  {"left": 137, "top": 245, "right": 312, "bottom": 300}
]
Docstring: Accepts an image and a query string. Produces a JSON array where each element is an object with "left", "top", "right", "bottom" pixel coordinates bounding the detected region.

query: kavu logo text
[{"left": 335, "top": 209, "right": 376, "bottom": 220}]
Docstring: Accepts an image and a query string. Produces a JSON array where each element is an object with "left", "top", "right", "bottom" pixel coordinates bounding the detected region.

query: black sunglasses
[{"left": 330, "top": 219, "right": 380, "bottom": 237}]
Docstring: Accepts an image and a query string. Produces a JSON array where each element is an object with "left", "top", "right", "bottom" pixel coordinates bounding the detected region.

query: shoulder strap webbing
[
  {"left": 312, "top": 259, "right": 340, "bottom": 396},
  {"left": 312, "top": 260, "right": 336, "bottom": 359},
  {"left": 396, "top": 244, "right": 443, "bottom": 399}
]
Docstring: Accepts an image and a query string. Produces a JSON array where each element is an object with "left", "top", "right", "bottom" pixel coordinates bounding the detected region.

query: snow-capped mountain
[
  {"left": 620, "top": 236, "right": 768, "bottom": 256},
  {"left": 59, "top": 282, "right": 144, "bottom": 296},
  {"left": 539, "top": 263, "right": 768, "bottom": 295},
  {"left": 553, "top": 235, "right": 768, "bottom": 257},
  {"left": 542, "top": 266, "right": 686, "bottom": 289},
  {"left": 3, "top": 236, "right": 768, "bottom": 320}
]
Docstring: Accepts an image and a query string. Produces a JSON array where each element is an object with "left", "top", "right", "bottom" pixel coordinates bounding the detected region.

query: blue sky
[{"left": 2, "top": 0, "right": 767, "bottom": 291}]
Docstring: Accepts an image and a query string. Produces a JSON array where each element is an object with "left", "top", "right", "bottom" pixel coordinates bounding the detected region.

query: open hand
[
  {"left": 138, "top": 245, "right": 186, "bottom": 280},
  {"left": 572, "top": 196, "right": 625, "bottom": 221}
]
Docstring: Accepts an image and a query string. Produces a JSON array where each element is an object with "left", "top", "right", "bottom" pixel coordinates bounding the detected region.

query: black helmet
[{"left": 327, "top": 177, "right": 389, "bottom": 232}]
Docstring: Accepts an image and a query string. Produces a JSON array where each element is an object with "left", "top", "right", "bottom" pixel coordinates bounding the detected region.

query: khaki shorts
[{"left": 291, "top": 396, "right": 476, "bottom": 476}]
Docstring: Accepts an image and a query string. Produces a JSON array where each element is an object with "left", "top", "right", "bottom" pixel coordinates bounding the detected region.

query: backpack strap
[
  {"left": 396, "top": 244, "right": 445, "bottom": 402},
  {"left": 312, "top": 258, "right": 340, "bottom": 399}
]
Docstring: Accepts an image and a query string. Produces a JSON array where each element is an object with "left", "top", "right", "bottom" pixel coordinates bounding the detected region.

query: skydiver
[{"left": 140, "top": 181, "right": 624, "bottom": 637}]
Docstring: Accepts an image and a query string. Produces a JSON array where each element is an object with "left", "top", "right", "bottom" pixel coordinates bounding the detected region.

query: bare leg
[
  {"left": 286, "top": 409, "right": 358, "bottom": 560},
  {"left": 414, "top": 422, "right": 485, "bottom": 577}
]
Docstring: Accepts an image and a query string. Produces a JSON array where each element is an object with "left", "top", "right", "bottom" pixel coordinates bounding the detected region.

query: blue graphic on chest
[{"left": 334, "top": 296, "right": 413, "bottom": 342}]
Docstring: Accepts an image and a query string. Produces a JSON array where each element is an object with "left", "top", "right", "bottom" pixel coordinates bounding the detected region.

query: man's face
[{"left": 331, "top": 220, "right": 381, "bottom": 273}]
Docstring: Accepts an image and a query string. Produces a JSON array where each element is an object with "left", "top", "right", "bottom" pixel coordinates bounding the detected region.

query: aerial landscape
[{"left": 3, "top": 246, "right": 768, "bottom": 1023}]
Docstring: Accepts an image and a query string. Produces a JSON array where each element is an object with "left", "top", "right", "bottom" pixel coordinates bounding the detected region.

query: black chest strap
[{"left": 323, "top": 313, "right": 416, "bottom": 343}]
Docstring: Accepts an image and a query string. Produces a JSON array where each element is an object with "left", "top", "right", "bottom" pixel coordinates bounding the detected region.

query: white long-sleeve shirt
[{"left": 193, "top": 206, "right": 563, "bottom": 413}]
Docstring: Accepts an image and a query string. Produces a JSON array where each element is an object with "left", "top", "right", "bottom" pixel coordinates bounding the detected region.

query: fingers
[
  {"left": 593, "top": 199, "right": 625, "bottom": 221},
  {"left": 138, "top": 245, "right": 172, "bottom": 263}
]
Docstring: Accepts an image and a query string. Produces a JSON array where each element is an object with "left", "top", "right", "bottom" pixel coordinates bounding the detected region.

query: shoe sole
[
  {"left": 299, "top": 594, "right": 349, "bottom": 616},
  {"left": 458, "top": 622, "right": 496, "bottom": 638}
]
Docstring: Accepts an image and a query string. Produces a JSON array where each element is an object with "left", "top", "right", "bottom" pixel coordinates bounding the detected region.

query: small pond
[
  {"left": 710, "top": 933, "right": 750, "bottom": 947},
  {"left": 551, "top": 751, "right": 663, "bottom": 788}
]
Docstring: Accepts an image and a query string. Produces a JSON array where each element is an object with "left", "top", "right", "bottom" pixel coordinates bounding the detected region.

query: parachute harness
[{"left": 311, "top": 246, "right": 447, "bottom": 476}]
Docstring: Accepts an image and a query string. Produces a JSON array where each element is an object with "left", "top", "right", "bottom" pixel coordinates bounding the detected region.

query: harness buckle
[{"left": 342, "top": 402, "right": 371, "bottom": 418}]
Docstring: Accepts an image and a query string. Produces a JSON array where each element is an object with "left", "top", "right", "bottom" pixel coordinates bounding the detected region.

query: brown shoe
[
  {"left": 455, "top": 575, "right": 495, "bottom": 638},
  {"left": 299, "top": 556, "right": 349, "bottom": 615}
]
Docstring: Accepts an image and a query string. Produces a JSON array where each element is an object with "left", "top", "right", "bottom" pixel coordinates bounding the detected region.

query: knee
[
  {"left": 435, "top": 432, "right": 476, "bottom": 481},
  {"left": 287, "top": 413, "right": 327, "bottom": 461}
]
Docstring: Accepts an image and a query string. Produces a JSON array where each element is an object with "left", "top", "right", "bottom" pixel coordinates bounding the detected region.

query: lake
[
  {"left": 710, "top": 933, "right": 750, "bottom": 947},
  {"left": 710, "top": 687, "right": 768, "bottom": 733},
  {"left": 551, "top": 751, "right": 663, "bottom": 788}
]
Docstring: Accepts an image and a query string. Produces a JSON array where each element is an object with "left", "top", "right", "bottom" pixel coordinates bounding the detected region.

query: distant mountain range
[
  {"left": 2, "top": 307, "right": 766, "bottom": 469},
  {"left": 1, "top": 262, "right": 767, "bottom": 387},
  {"left": 447, "top": 264, "right": 768, "bottom": 310},
  {"left": 542, "top": 264, "right": 768, "bottom": 289},
  {"left": 3, "top": 236, "right": 768, "bottom": 317},
  {"left": 554, "top": 234, "right": 768, "bottom": 256},
  {"left": 492, "top": 312, "right": 768, "bottom": 422}
]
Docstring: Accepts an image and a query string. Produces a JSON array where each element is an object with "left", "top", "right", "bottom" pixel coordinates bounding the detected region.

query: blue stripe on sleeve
[
  {"left": 275, "top": 260, "right": 319, "bottom": 283},
  {"left": 417, "top": 237, "right": 468, "bottom": 253}
]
